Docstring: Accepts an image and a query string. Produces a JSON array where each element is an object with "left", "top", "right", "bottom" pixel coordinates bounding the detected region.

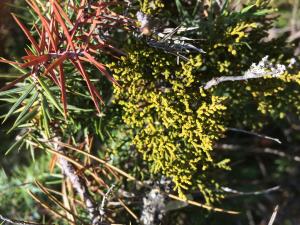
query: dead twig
[
  {"left": 0, "top": 214, "right": 43, "bottom": 225},
  {"left": 221, "top": 185, "right": 280, "bottom": 196},
  {"left": 216, "top": 144, "right": 300, "bottom": 162},
  {"left": 204, "top": 56, "right": 286, "bottom": 89},
  {"left": 99, "top": 185, "right": 115, "bottom": 223},
  {"left": 228, "top": 127, "right": 282, "bottom": 144},
  {"left": 267, "top": 205, "right": 279, "bottom": 225}
]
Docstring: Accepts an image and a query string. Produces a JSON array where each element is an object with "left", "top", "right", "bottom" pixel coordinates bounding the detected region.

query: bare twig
[
  {"left": 267, "top": 205, "right": 279, "bottom": 225},
  {"left": 216, "top": 144, "right": 300, "bottom": 162},
  {"left": 28, "top": 191, "right": 78, "bottom": 224},
  {"left": 0, "top": 214, "right": 43, "bottom": 225},
  {"left": 118, "top": 198, "right": 139, "bottom": 221},
  {"left": 204, "top": 56, "right": 286, "bottom": 89},
  {"left": 99, "top": 185, "right": 115, "bottom": 222},
  {"left": 290, "top": 0, "right": 299, "bottom": 35},
  {"left": 221, "top": 185, "right": 280, "bottom": 196},
  {"left": 246, "top": 210, "right": 255, "bottom": 225},
  {"left": 167, "top": 194, "right": 239, "bottom": 214},
  {"left": 228, "top": 127, "right": 282, "bottom": 144}
]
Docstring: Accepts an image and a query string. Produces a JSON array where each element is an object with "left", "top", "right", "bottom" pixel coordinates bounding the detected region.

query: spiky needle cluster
[{"left": 0, "top": 0, "right": 135, "bottom": 116}]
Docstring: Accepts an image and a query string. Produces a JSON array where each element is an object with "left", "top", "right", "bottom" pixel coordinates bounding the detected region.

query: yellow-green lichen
[
  {"left": 109, "top": 48, "right": 229, "bottom": 203},
  {"left": 139, "top": 0, "right": 164, "bottom": 14}
]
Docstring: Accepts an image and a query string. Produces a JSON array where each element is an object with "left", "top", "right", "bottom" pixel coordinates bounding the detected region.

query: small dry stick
[
  {"left": 267, "top": 205, "right": 279, "bottom": 225},
  {"left": 99, "top": 184, "right": 115, "bottom": 222},
  {"left": 228, "top": 127, "right": 282, "bottom": 144},
  {"left": 217, "top": 144, "right": 300, "bottom": 162},
  {"left": 0, "top": 214, "right": 44, "bottom": 225},
  {"left": 221, "top": 185, "right": 280, "bottom": 196},
  {"left": 118, "top": 198, "right": 139, "bottom": 221}
]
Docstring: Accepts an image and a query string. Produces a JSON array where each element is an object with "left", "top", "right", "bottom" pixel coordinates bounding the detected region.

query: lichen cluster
[
  {"left": 109, "top": 49, "right": 230, "bottom": 202},
  {"left": 139, "top": 0, "right": 164, "bottom": 14}
]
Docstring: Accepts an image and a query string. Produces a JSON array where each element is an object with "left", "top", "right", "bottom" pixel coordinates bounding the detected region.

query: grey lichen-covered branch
[
  {"left": 0, "top": 214, "right": 43, "bottom": 225},
  {"left": 140, "top": 188, "right": 166, "bottom": 225},
  {"left": 52, "top": 137, "right": 102, "bottom": 225},
  {"left": 204, "top": 56, "right": 287, "bottom": 89}
]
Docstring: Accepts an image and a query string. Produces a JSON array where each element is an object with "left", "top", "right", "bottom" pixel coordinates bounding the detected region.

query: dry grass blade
[
  {"left": 27, "top": 191, "right": 76, "bottom": 224},
  {"left": 118, "top": 198, "right": 139, "bottom": 221},
  {"left": 62, "top": 180, "right": 76, "bottom": 225},
  {"left": 167, "top": 194, "right": 240, "bottom": 214},
  {"left": 53, "top": 141, "right": 137, "bottom": 182},
  {"left": 45, "top": 187, "right": 85, "bottom": 207},
  {"left": 35, "top": 181, "right": 86, "bottom": 224},
  {"left": 0, "top": 214, "right": 44, "bottom": 225},
  {"left": 54, "top": 142, "right": 239, "bottom": 214},
  {"left": 44, "top": 146, "right": 104, "bottom": 184},
  {"left": 25, "top": 139, "right": 106, "bottom": 191},
  {"left": 267, "top": 205, "right": 279, "bottom": 225},
  {"left": 49, "top": 153, "right": 58, "bottom": 173}
]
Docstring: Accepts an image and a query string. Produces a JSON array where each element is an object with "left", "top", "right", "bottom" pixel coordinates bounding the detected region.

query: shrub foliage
[{"left": 0, "top": 0, "right": 300, "bottom": 224}]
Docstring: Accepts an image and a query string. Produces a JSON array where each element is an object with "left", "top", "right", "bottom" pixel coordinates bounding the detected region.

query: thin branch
[
  {"left": 52, "top": 137, "right": 102, "bottom": 225},
  {"left": 0, "top": 214, "right": 44, "bottom": 225},
  {"left": 204, "top": 56, "right": 286, "bottom": 89},
  {"left": 246, "top": 210, "right": 255, "bottom": 225},
  {"left": 267, "top": 205, "right": 279, "bottom": 225},
  {"left": 227, "top": 127, "right": 282, "bottom": 144},
  {"left": 167, "top": 194, "right": 239, "bottom": 214},
  {"left": 99, "top": 185, "right": 115, "bottom": 223},
  {"left": 216, "top": 144, "right": 300, "bottom": 162},
  {"left": 221, "top": 185, "right": 280, "bottom": 196},
  {"left": 290, "top": 0, "right": 299, "bottom": 35},
  {"left": 118, "top": 198, "right": 139, "bottom": 221}
]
